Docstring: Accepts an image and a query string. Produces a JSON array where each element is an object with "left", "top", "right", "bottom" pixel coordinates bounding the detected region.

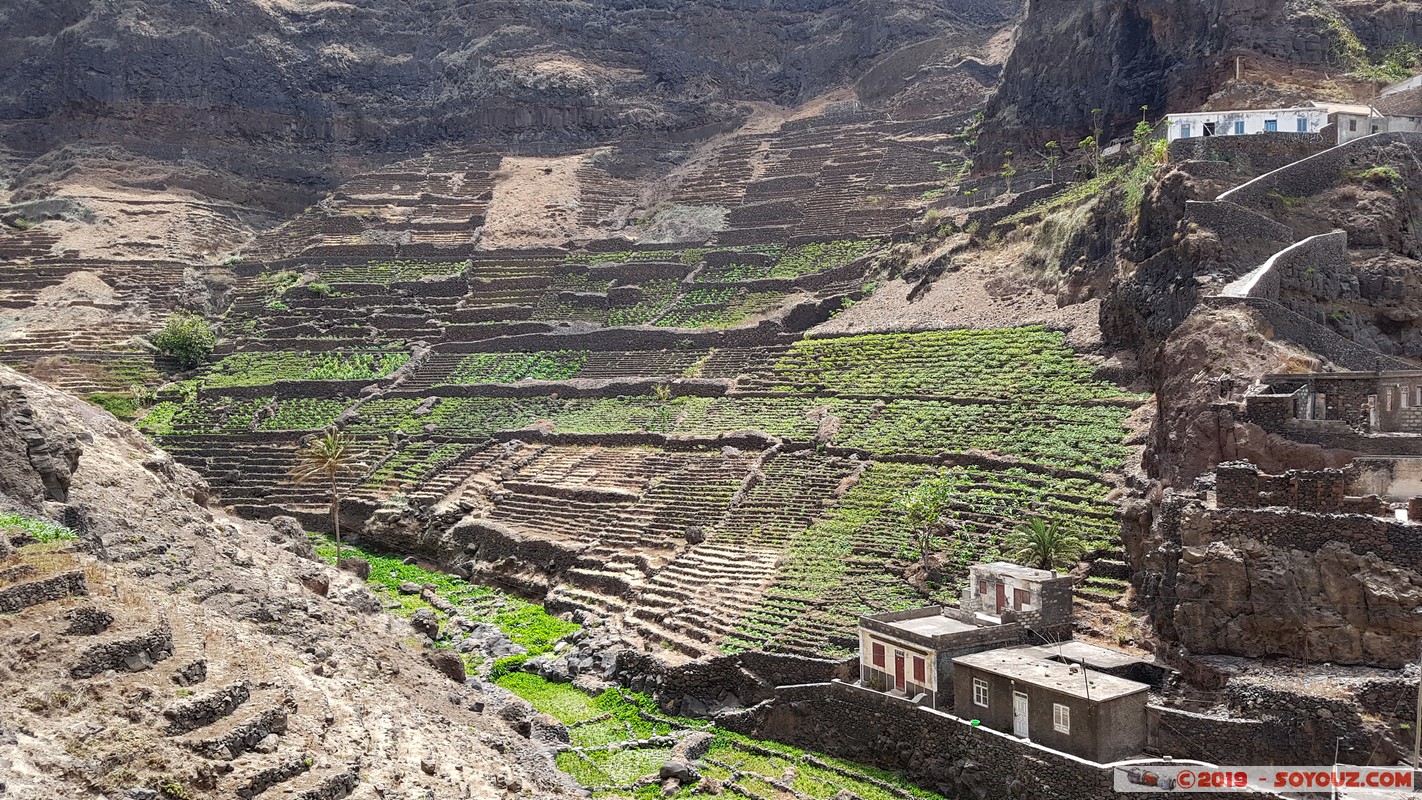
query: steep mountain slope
[{"left": 0, "top": 365, "right": 580, "bottom": 800}]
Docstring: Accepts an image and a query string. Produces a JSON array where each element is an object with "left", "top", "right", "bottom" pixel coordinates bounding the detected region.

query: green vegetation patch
[
  {"left": 199, "top": 351, "right": 409, "bottom": 388},
  {"left": 312, "top": 537, "right": 578, "bottom": 654},
  {"left": 769, "top": 240, "right": 879, "bottom": 278},
  {"left": 496, "top": 673, "right": 946, "bottom": 799},
  {"left": 773, "top": 327, "right": 1132, "bottom": 402},
  {"left": 445, "top": 351, "right": 589, "bottom": 383},
  {"left": 654, "top": 290, "right": 791, "bottom": 329},
  {"left": 0, "top": 513, "right": 78, "bottom": 544}
]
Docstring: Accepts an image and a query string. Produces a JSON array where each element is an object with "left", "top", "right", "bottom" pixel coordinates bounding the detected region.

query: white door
[{"left": 1012, "top": 691, "right": 1029, "bottom": 738}]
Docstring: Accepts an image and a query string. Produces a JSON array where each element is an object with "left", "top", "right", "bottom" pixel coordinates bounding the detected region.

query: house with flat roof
[
  {"left": 953, "top": 646, "right": 1152, "bottom": 762},
  {"left": 856, "top": 564, "right": 1077, "bottom": 709},
  {"left": 857, "top": 605, "right": 1023, "bottom": 709},
  {"left": 1164, "top": 101, "right": 1393, "bottom": 144},
  {"left": 961, "top": 561, "right": 1073, "bottom": 634}
]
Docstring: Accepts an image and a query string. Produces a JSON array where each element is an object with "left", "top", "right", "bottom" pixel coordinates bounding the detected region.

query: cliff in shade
[
  {"left": 980, "top": 0, "right": 1422, "bottom": 161},
  {"left": 0, "top": 0, "right": 1016, "bottom": 154}
]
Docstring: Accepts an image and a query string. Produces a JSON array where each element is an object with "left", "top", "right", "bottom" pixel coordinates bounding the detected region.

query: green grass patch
[
  {"left": 497, "top": 674, "right": 948, "bottom": 799},
  {"left": 0, "top": 513, "right": 77, "bottom": 543},
  {"left": 311, "top": 537, "right": 578, "bottom": 654}
]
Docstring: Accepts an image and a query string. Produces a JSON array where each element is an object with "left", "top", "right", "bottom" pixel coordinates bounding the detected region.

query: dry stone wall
[
  {"left": 721, "top": 680, "right": 1271, "bottom": 800},
  {"left": 1145, "top": 494, "right": 1422, "bottom": 667}
]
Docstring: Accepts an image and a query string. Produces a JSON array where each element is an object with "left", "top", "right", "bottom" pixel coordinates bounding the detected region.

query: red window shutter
[
  {"left": 872, "top": 642, "right": 885, "bottom": 667},
  {"left": 913, "top": 656, "right": 926, "bottom": 682},
  {"left": 978, "top": 580, "right": 987, "bottom": 596}
]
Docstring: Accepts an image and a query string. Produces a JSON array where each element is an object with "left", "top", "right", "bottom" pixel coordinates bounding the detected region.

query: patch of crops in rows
[
  {"left": 497, "top": 673, "right": 946, "bottom": 800},
  {"left": 445, "top": 351, "right": 589, "bottom": 383},
  {"left": 770, "top": 327, "right": 1132, "bottom": 401},
  {"left": 196, "top": 350, "right": 409, "bottom": 388},
  {"left": 724, "top": 460, "right": 1119, "bottom": 657}
]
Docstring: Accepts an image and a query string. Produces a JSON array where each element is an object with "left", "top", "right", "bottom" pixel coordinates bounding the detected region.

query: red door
[
  {"left": 995, "top": 583, "right": 1007, "bottom": 612},
  {"left": 894, "top": 652, "right": 905, "bottom": 690}
]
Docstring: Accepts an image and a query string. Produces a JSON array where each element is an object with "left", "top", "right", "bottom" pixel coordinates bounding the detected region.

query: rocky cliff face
[
  {"left": 0, "top": 0, "right": 1017, "bottom": 157},
  {"left": 980, "top": 0, "right": 1422, "bottom": 159}
]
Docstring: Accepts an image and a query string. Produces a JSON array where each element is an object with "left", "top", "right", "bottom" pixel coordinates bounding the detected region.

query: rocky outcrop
[
  {"left": 1141, "top": 496, "right": 1422, "bottom": 668},
  {"left": 982, "top": 0, "right": 1422, "bottom": 158},
  {"left": 0, "top": 380, "right": 81, "bottom": 505},
  {"left": 0, "top": 0, "right": 1017, "bottom": 159}
]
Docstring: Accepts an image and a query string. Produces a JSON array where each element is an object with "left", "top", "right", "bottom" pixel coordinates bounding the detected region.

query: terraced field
[
  {"left": 135, "top": 274, "right": 1138, "bottom": 658},
  {"left": 0, "top": 137, "right": 1141, "bottom": 663},
  {"left": 498, "top": 673, "right": 947, "bottom": 800}
]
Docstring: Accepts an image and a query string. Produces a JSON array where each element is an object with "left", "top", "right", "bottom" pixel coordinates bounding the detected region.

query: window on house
[
  {"left": 1349, "top": 119, "right": 1358, "bottom": 132},
  {"left": 1372, "top": 124, "right": 1380, "bottom": 134},
  {"left": 1264, "top": 119, "right": 1278, "bottom": 132},
  {"left": 1234, "top": 120, "right": 1246, "bottom": 135},
  {"left": 973, "top": 678, "right": 990, "bottom": 707},
  {"left": 1013, "top": 588, "right": 1031, "bottom": 610},
  {"left": 1054, "top": 703, "right": 1071, "bottom": 734},
  {"left": 913, "top": 656, "right": 926, "bottom": 683},
  {"left": 1203, "top": 122, "right": 1216, "bottom": 137},
  {"left": 872, "top": 642, "right": 885, "bottom": 668},
  {"left": 977, "top": 580, "right": 987, "bottom": 596},
  {"left": 1297, "top": 117, "right": 1308, "bottom": 132},
  {"left": 1180, "top": 123, "right": 1192, "bottom": 139}
]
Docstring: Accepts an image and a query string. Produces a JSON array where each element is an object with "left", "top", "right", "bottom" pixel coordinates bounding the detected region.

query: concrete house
[
  {"left": 856, "top": 563, "right": 1075, "bottom": 709},
  {"left": 961, "top": 561, "right": 1073, "bottom": 628},
  {"left": 857, "top": 606, "right": 1025, "bottom": 709},
  {"left": 952, "top": 646, "right": 1151, "bottom": 763},
  {"left": 1164, "top": 107, "right": 1329, "bottom": 141}
]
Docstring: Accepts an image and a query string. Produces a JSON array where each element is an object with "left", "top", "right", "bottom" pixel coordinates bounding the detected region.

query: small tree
[
  {"left": 1044, "top": 140, "right": 1060, "bottom": 183},
  {"left": 898, "top": 482, "right": 961, "bottom": 594},
  {"left": 1004, "top": 517, "right": 1085, "bottom": 572},
  {"left": 291, "top": 429, "right": 366, "bottom": 566},
  {"left": 1000, "top": 150, "right": 1017, "bottom": 194},
  {"left": 152, "top": 312, "right": 215, "bottom": 369},
  {"left": 1079, "top": 135, "right": 1100, "bottom": 177}
]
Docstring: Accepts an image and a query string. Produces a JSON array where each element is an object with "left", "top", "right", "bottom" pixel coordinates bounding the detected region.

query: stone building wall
[
  {"left": 1168, "top": 132, "right": 1332, "bottom": 173},
  {"left": 719, "top": 680, "right": 1272, "bottom": 800},
  {"left": 1220, "top": 132, "right": 1422, "bottom": 207}
]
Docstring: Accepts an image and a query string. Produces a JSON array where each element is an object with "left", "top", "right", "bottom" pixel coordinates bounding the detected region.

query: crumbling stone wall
[
  {"left": 1213, "top": 460, "right": 1381, "bottom": 514},
  {"left": 0, "top": 570, "right": 87, "bottom": 613}
]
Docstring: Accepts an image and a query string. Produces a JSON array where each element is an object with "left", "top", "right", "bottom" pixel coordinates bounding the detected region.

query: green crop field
[{"left": 498, "top": 673, "right": 947, "bottom": 800}]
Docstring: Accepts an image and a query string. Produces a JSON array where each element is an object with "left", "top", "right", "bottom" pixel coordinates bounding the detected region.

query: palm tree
[
  {"left": 1004, "top": 517, "right": 1085, "bottom": 572},
  {"left": 291, "top": 428, "right": 365, "bottom": 566}
]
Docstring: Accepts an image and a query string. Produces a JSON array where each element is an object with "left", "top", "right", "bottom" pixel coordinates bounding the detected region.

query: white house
[{"left": 1163, "top": 106, "right": 1329, "bottom": 142}]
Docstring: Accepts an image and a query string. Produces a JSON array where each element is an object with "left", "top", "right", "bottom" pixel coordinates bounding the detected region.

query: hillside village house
[
  {"left": 1164, "top": 102, "right": 1402, "bottom": 144},
  {"left": 857, "top": 563, "right": 1074, "bottom": 709},
  {"left": 953, "top": 646, "right": 1151, "bottom": 763},
  {"left": 856, "top": 561, "right": 1164, "bottom": 762}
]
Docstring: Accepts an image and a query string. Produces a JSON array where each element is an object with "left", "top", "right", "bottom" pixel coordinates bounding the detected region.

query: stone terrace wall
[
  {"left": 1183, "top": 199, "right": 1292, "bottom": 245},
  {"left": 1213, "top": 460, "right": 1383, "bottom": 514},
  {"left": 1281, "top": 420, "right": 1422, "bottom": 455},
  {"left": 722, "top": 680, "right": 1271, "bottom": 800},
  {"left": 1146, "top": 705, "right": 1266, "bottom": 764},
  {"left": 1221, "top": 230, "right": 1348, "bottom": 301},
  {"left": 1190, "top": 506, "right": 1420, "bottom": 569},
  {"left": 1220, "top": 131, "right": 1422, "bottom": 207},
  {"left": 1168, "top": 132, "right": 1332, "bottom": 173}
]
